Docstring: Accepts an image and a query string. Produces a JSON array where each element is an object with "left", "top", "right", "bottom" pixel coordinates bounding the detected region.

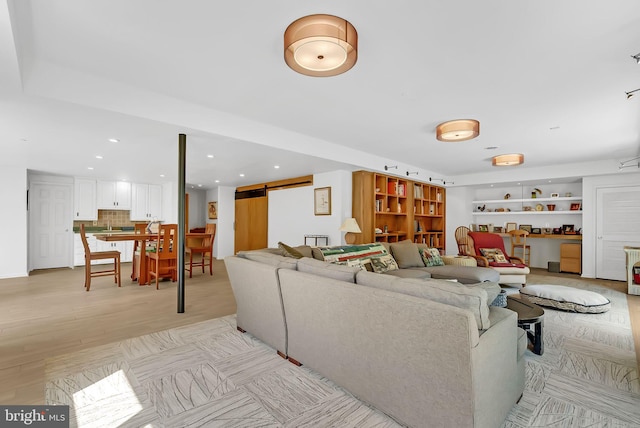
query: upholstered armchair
[{"left": 466, "top": 232, "right": 530, "bottom": 287}]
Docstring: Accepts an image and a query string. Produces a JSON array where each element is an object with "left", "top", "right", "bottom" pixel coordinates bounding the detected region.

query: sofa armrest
[{"left": 508, "top": 255, "right": 525, "bottom": 264}]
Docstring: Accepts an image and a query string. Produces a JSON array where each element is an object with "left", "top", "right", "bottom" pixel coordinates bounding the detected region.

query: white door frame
[{"left": 28, "top": 177, "right": 74, "bottom": 271}]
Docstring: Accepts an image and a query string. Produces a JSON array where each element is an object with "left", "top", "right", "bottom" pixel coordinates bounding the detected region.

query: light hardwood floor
[{"left": 0, "top": 262, "right": 638, "bottom": 405}]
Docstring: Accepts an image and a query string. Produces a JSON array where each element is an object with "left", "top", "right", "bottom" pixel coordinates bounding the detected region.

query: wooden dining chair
[
  {"left": 80, "top": 224, "right": 121, "bottom": 291},
  {"left": 186, "top": 223, "right": 216, "bottom": 278},
  {"left": 509, "top": 229, "right": 531, "bottom": 266},
  {"left": 147, "top": 223, "right": 178, "bottom": 289},
  {"left": 131, "top": 223, "right": 149, "bottom": 281}
]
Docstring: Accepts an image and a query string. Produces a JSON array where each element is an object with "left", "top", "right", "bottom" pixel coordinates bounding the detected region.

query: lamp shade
[
  {"left": 436, "top": 119, "right": 480, "bottom": 142},
  {"left": 339, "top": 218, "right": 361, "bottom": 233},
  {"left": 284, "top": 14, "right": 358, "bottom": 77},
  {"left": 492, "top": 153, "right": 524, "bottom": 166}
]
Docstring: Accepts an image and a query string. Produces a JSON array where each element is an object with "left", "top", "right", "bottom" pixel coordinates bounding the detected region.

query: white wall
[
  {"left": 582, "top": 171, "right": 640, "bottom": 278},
  {"left": 0, "top": 166, "right": 28, "bottom": 278},
  {"left": 268, "top": 170, "right": 352, "bottom": 247},
  {"left": 445, "top": 186, "right": 474, "bottom": 255},
  {"left": 187, "top": 188, "right": 206, "bottom": 228}
]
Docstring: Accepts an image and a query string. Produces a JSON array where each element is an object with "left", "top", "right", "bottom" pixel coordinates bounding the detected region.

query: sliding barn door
[{"left": 234, "top": 190, "right": 268, "bottom": 253}]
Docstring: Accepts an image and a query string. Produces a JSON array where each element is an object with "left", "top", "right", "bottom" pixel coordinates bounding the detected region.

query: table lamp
[{"left": 339, "top": 218, "right": 361, "bottom": 244}]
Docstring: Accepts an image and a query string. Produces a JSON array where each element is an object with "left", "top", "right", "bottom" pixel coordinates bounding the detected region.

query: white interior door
[
  {"left": 596, "top": 186, "right": 640, "bottom": 281},
  {"left": 30, "top": 182, "right": 73, "bottom": 270}
]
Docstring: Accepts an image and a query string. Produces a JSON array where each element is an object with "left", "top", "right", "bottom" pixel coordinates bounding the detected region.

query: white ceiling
[{"left": 2, "top": 0, "right": 640, "bottom": 188}]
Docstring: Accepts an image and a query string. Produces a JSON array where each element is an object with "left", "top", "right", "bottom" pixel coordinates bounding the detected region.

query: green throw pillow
[
  {"left": 278, "top": 242, "right": 304, "bottom": 259},
  {"left": 420, "top": 248, "right": 444, "bottom": 267}
]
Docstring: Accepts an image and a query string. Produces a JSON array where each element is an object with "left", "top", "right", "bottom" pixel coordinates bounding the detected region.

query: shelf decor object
[
  {"left": 284, "top": 14, "right": 358, "bottom": 77},
  {"left": 492, "top": 153, "right": 524, "bottom": 166},
  {"left": 314, "top": 187, "right": 332, "bottom": 215},
  {"left": 339, "top": 218, "right": 362, "bottom": 244},
  {"left": 436, "top": 119, "right": 480, "bottom": 142}
]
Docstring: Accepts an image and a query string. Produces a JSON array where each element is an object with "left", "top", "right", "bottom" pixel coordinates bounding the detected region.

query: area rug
[{"left": 45, "top": 280, "right": 640, "bottom": 427}]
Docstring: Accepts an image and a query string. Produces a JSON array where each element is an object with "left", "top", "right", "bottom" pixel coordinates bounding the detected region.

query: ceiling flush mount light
[
  {"left": 492, "top": 153, "right": 524, "bottom": 166},
  {"left": 436, "top": 119, "right": 480, "bottom": 142},
  {"left": 284, "top": 14, "right": 358, "bottom": 77},
  {"left": 625, "top": 88, "right": 640, "bottom": 99},
  {"left": 632, "top": 53, "right": 640, "bottom": 64}
]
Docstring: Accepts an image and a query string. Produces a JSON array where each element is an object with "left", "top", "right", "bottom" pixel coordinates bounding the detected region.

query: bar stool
[{"left": 509, "top": 229, "right": 531, "bottom": 266}]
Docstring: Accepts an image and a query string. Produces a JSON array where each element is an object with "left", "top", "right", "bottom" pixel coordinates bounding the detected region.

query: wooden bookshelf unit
[{"left": 352, "top": 170, "right": 446, "bottom": 249}]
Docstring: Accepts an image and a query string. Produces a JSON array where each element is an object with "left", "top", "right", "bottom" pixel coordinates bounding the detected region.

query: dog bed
[{"left": 520, "top": 284, "right": 610, "bottom": 313}]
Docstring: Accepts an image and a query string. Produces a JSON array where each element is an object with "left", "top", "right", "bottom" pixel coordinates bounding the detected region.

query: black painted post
[{"left": 178, "top": 133, "right": 186, "bottom": 313}]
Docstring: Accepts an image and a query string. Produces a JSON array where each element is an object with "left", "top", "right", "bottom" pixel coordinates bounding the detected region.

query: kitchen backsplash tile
[{"left": 74, "top": 210, "right": 140, "bottom": 229}]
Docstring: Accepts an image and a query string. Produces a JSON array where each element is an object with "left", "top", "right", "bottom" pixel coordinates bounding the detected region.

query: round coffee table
[{"left": 506, "top": 296, "right": 545, "bottom": 355}]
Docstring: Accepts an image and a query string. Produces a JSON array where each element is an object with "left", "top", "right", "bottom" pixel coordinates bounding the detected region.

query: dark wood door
[{"left": 234, "top": 196, "right": 268, "bottom": 253}]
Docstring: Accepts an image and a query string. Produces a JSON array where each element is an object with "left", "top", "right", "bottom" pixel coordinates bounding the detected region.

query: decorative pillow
[
  {"left": 370, "top": 254, "right": 399, "bottom": 273},
  {"left": 420, "top": 248, "right": 444, "bottom": 267},
  {"left": 479, "top": 248, "right": 506, "bottom": 262},
  {"left": 390, "top": 241, "right": 424, "bottom": 268},
  {"left": 278, "top": 241, "right": 304, "bottom": 259}
]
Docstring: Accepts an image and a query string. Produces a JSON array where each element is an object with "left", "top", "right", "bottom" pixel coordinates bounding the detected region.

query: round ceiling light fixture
[
  {"left": 284, "top": 14, "right": 358, "bottom": 77},
  {"left": 492, "top": 153, "right": 524, "bottom": 166},
  {"left": 436, "top": 119, "right": 480, "bottom": 142}
]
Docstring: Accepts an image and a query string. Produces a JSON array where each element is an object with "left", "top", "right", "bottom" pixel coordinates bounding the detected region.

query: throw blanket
[{"left": 319, "top": 244, "right": 398, "bottom": 273}]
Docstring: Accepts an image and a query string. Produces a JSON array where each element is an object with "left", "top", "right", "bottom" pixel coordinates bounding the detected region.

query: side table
[{"left": 506, "top": 296, "right": 545, "bottom": 355}]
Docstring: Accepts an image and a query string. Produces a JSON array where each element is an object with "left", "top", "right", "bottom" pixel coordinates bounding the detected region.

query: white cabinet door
[
  {"left": 147, "top": 184, "right": 163, "bottom": 220},
  {"left": 130, "top": 183, "right": 163, "bottom": 220},
  {"left": 74, "top": 178, "right": 97, "bottom": 220},
  {"left": 98, "top": 181, "right": 131, "bottom": 210},
  {"left": 115, "top": 181, "right": 131, "bottom": 210}
]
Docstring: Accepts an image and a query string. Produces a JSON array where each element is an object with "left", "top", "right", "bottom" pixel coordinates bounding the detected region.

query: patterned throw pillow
[
  {"left": 479, "top": 247, "right": 506, "bottom": 262},
  {"left": 420, "top": 248, "right": 444, "bottom": 267},
  {"left": 370, "top": 254, "right": 399, "bottom": 273}
]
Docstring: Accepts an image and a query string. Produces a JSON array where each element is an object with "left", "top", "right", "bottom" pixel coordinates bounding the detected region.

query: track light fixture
[
  {"left": 429, "top": 177, "right": 454, "bottom": 185},
  {"left": 632, "top": 53, "right": 640, "bottom": 65},
  {"left": 406, "top": 171, "right": 418, "bottom": 176},
  {"left": 625, "top": 88, "right": 640, "bottom": 99},
  {"left": 384, "top": 165, "right": 398, "bottom": 171}
]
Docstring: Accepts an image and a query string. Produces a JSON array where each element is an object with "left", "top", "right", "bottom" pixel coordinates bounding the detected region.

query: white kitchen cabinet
[
  {"left": 74, "top": 178, "right": 97, "bottom": 220},
  {"left": 131, "top": 183, "right": 163, "bottom": 220},
  {"left": 97, "top": 181, "right": 131, "bottom": 210}
]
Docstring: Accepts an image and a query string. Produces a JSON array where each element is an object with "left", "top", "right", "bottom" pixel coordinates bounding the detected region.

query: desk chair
[
  {"left": 148, "top": 223, "right": 178, "bottom": 289},
  {"left": 80, "top": 224, "right": 121, "bottom": 291},
  {"left": 509, "top": 229, "right": 531, "bottom": 266},
  {"left": 186, "top": 223, "right": 216, "bottom": 278}
]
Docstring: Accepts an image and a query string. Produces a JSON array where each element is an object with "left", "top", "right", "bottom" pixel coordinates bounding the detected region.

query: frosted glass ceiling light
[
  {"left": 284, "top": 14, "right": 358, "bottom": 77},
  {"left": 436, "top": 119, "right": 480, "bottom": 142},
  {"left": 492, "top": 153, "right": 524, "bottom": 166}
]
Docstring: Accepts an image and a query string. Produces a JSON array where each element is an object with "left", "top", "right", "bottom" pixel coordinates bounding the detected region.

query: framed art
[
  {"left": 506, "top": 222, "right": 517, "bottom": 232},
  {"left": 570, "top": 203, "right": 581, "bottom": 211},
  {"left": 563, "top": 224, "right": 575, "bottom": 233},
  {"left": 519, "top": 224, "right": 532, "bottom": 233},
  {"left": 542, "top": 227, "right": 552, "bottom": 235},
  {"left": 314, "top": 187, "right": 332, "bottom": 215},
  {"left": 208, "top": 201, "right": 218, "bottom": 219},
  {"left": 531, "top": 227, "right": 541, "bottom": 234},
  {"left": 478, "top": 224, "right": 488, "bottom": 232}
]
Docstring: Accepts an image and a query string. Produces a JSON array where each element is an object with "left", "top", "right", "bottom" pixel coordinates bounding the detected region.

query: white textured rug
[{"left": 45, "top": 279, "right": 639, "bottom": 427}]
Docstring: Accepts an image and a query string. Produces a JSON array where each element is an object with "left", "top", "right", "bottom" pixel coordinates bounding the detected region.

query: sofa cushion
[
  {"left": 356, "top": 270, "right": 400, "bottom": 288},
  {"left": 420, "top": 265, "right": 500, "bottom": 284},
  {"left": 390, "top": 241, "right": 424, "bottom": 268},
  {"left": 419, "top": 248, "right": 445, "bottom": 267},
  {"left": 297, "top": 257, "right": 360, "bottom": 283},
  {"left": 278, "top": 242, "right": 304, "bottom": 258},
  {"left": 240, "top": 251, "right": 298, "bottom": 270},
  {"left": 382, "top": 268, "right": 432, "bottom": 279},
  {"left": 360, "top": 275, "right": 491, "bottom": 330}
]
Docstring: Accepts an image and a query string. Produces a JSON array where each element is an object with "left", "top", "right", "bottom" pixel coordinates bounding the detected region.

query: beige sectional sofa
[{"left": 225, "top": 249, "right": 526, "bottom": 428}]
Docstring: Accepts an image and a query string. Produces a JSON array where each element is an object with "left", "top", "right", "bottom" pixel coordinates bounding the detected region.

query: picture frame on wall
[
  {"left": 208, "top": 201, "right": 218, "bottom": 219},
  {"left": 506, "top": 222, "right": 517, "bottom": 232},
  {"left": 314, "top": 187, "right": 332, "bottom": 215}
]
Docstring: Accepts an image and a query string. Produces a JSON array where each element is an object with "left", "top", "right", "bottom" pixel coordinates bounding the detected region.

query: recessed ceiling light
[
  {"left": 159, "top": 174, "right": 165, "bottom": 178},
  {"left": 198, "top": 184, "right": 203, "bottom": 187},
  {"left": 207, "top": 154, "right": 214, "bottom": 158},
  {"left": 87, "top": 167, "right": 94, "bottom": 170},
  {"left": 95, "top": 155, "right": 103, "bottom": 159},
  {"left": 215, "top": 180, "right": 220, "bottom": 183},
  {"left": 274, "top": 165, "right": 280, "bottom": 169},
  {"left": 108, "top": 138, "right": 119, "bottom": 143},
  {"left": 490, "top": 184, "right": 494, "bottom": 187},
  {"left": 549, "top": 126, "right": 560, "bottom": 130},
  {"left": 239, "top": 173, "right": 245, "bottom": 177}
]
